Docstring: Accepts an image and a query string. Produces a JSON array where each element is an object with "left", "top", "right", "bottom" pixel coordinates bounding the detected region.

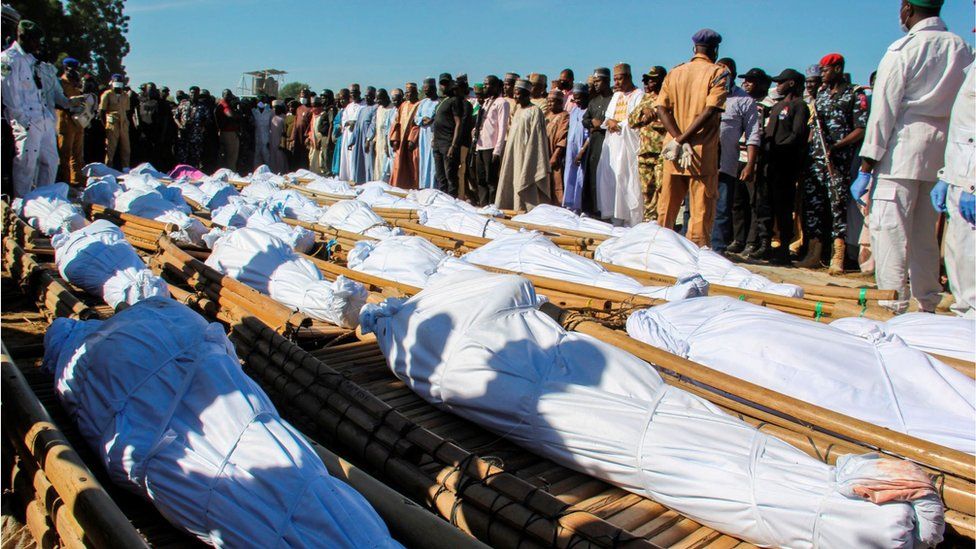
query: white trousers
[
  {"left": 868, "top": 177, "right": 942, "bottom": 313},
  {"left": 945, "top": 185, "right": 975, "bottom": 318},
  {"left": 12, "top": 116, "right": 58, "bottom": 197}
]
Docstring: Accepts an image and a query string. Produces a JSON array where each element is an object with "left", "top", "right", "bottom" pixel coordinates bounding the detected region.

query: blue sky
[{"left": 124, "top": 0, "right": 975, "bottom": 94}]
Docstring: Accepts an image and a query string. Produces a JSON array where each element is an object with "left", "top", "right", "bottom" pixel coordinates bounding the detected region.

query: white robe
[
  {"left": 596, "top": 89, "right": 644, "bottom": 226},
  {"left": 338, "top": 101, "right": 363, "bottom": 181}
]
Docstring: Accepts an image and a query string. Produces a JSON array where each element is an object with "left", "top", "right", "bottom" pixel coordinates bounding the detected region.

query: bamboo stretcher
[
  {"left": 87, "top": 205, "right": 975, "bottom": 543},
  {"left": 1, "top": 207, "right": 489, "bottom": 549}
]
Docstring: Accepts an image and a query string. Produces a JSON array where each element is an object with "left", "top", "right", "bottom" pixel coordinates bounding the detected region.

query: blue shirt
[{"left": 719, "top": 85, "right": 760, "bottom": 176}]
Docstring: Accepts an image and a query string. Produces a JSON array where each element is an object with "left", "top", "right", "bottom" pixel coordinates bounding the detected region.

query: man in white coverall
[
  {"left": 851, "top": 0, "right": 974, "bottom": 314},
  {"left": 930, "top": 64, "right": 975, "bottom": 318},
  {"left": 1, "top": 20, "right": 58, "bottom": 197}
]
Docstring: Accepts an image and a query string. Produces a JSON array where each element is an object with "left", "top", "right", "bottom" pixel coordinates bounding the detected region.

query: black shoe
[
  {"left": 748, "top": 241, "right": 772, "bottom": 260},
  {"left": 726, "top": 240, "right": 745, "bottom": 254},
  {"left": 769, "top": 249, "right": 792, "bottom": 265}
]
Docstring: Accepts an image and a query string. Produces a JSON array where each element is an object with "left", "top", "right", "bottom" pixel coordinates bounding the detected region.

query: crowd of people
[{"left": 1, "top": 0, "right": 973, "bottom": 316}]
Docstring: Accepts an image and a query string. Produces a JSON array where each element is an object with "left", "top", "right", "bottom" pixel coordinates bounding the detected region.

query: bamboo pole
[{"left": 2, "top": 345, "right": 150, "bottom": 549}]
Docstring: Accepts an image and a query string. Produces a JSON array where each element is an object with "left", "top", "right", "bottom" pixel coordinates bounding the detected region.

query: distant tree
[
  {"left": 8, "top": 0, "right": 129, "bottom": 82},
  {"left": 278, "top": 81, "right": 310, "bottom": 100}
]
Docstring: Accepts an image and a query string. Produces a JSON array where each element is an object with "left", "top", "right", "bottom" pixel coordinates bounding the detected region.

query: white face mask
[
  {"left": 300, "top": 98, "right": 308, "bottom": 105},
  {"left": 899, "top": 14, "right": 910, "bottom": 33}
]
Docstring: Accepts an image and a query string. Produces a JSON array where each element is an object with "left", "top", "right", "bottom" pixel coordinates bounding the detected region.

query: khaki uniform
[
  {"left": 57, "top": 76, "right": 84, "bottom": 184},
  {"left": 655, "top": 53, "right": 727, "bottom": 246},
  {"left": 628, "top": 91, "right": 665, "bottom": 221},
  {"left": 100, "top": 89, "right": 131, "bottom": 168}
]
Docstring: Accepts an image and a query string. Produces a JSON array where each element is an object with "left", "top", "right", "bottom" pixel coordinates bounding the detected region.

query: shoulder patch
[{"left": 0, "top": 63, "right": 9, "bottom": 77}]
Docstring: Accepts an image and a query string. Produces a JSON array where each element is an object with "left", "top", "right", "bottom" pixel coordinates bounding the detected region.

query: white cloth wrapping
[
  {"left": 305, "top": 177, "right": 357, "bottom": 197},
  {"left": 346, "top": 236, "right": 481, "bottom": 289},
  {"left": 409, "top": 188, "right": 501, "bottom": 216},
  {"left": 512, "top": 203, "right": 627, "bottom": 236},
  {"left": 318, "top": 200, "right": 402, "bottom": 239},
  {"left": 419, "top": 206, "right": 515, "bottom": 239},
  {"left": 831, "top": 312, "right": 976, "bottom": 364},
  {"left": 113, "top": 187, "right": 209, "bottom": 247},
  {"left": 595, "top": 221, "right": 804, "bottom": 298},
  {"left": 210, "top": 203, "right": 315, "bottom": 254},
  {"left": 239, "top": 178, "right": 283, "bottom": 204},
  {"left": 205, "top": 228, "right": 366, "bottom": 328},
  {"left": 355, "top": 185, "right": 422, "bottom": 210},
  {"left": 81, "top": 175, "right": 123, "bottom": 207},
  {"left": 12, "top": 183, "right": 88, "bottom": 236},
  {"left": 126, "top": 162, "right": 170, "bottom": 180},
  {"left": 169, "top": 177, "right": 240, "bottom": 211},
  {"left": 42, "top": 298, "right": 398, "bottom": 548},
  {"left": 355, "top": 180, "right": 407, "bottom": 197},
  {"left": 264, "top": 189, "right": 325, "bottom": 222},
  {"left": 359, "top": 272, "right": 939, "bottom": 548},
  {"left": 81, "top": 162, "right": 123, "bottom": 178},
  {"left": 626, "top": 297, "right": 975, "bottom": 454},
  {"left": 463, "top": 232, "right": 709, "bottom": 301},
  {"left": 52, "top": 219, "right": 169, "bottom": 309},
  {"left": 119, "top": 173, "right": 191, "bottom": 213}
]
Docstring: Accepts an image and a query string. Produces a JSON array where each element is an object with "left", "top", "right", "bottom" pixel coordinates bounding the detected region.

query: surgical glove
[
  {"left": 960, "top": 191, "right": 975, "bottom": 225},
  {"left": 662, "top": 139, "right": 680, "bottom": 161},
  {"left": 678, "top": 143, "right": 694, "bottom": 170},
  {"left": 850, "top": 171, "right": 872, "bottom": 207},
  {"left": 930, "top": 180, "right": 948, "bottom": 213}
]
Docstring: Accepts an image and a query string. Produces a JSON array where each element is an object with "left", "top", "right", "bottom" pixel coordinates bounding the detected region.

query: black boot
[
  {"left": 748, "top": 240, "right": 772, "bottom": 260},
  {"left": 726, "top": 240, "right": 745, "bottom": 254},
  {"left": 769, "top": 247, "right": 792, "bottom": 265}
]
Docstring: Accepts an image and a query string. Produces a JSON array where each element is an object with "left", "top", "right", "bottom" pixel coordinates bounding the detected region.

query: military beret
[
  {"left": 438, "top": 72, "right": 452, "bottom": 83},
  {"left": 572, "top": 82, "right": 588, "bottom": 94},
  {"left": 62, "top": 57, "right": 79, "bottom": 68},
  {"left": 819, "top": 53, "right": 844, "bottom": 67},
  {"left": 906, "top": 0, "right": 943, "bottom": 7},
  {"left": 805, "top": 64, "right": 822, "bottom": 78},
  {"left": 472, "top": 83, "right": 485, "bottom": 92},
  {"left": 644, "top": 66, "right": 667, "bottom": 79},
  {"left": 514, "top": 79, "right": 532, "bottom": 92},
  {"left": 592, "top": 67, "right": 611, "bottom": 79},
  {"left": 692, "top": 28, "right": 722, "bottom": 47}
]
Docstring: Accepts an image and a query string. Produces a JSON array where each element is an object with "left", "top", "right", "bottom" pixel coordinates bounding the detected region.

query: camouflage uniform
[
  {"left": 628, "top": 91, "right": 665, "bottom": 221},
  {"left": 800, "top": 84, "right": 868, "bottom": 240}
]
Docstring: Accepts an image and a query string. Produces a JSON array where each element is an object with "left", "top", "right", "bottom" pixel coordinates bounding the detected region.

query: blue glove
[
  {"left": 850, "top": 171, "right": 872, "bottom": 206},
  {"left": 960, "top": 191, "right": 975, "bottom": 225},
  {"left": 930, "top": 180, "right": 949, "bottom": 213}
]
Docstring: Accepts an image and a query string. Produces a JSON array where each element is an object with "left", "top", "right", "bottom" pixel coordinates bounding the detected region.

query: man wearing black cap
[
  {"left": 581, "top": 67, "right": 613, "bottom": 216},
  {"left": 754, "top": 69, "right": 809, "bottom": 264},
  {"left": 429, "top": 73, "right": 463, "bottom": 195},
  {"left": 1, "top": 19, "right": 58, "bottom": 195},
  {"left": 656, "top": 28, "right": 728, "bottom": 247},
  {"left": 628, "top": 66, "right": 667, "bottom": 222},
  {"left": 734, "top": 67, "right": 773, "bottom": 255}
]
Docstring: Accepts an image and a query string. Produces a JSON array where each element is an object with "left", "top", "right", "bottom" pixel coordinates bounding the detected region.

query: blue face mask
[{"left": 257, "top": 102, "right": 266, "bottom": 109}]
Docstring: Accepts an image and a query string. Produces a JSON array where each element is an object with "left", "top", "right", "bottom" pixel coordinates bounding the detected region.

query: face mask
[
  {"left": 900, "top": 19, "right": 910, "bottom": 33},
  {"left": 300, "top": 98, "right": 308, "bottom": 105},
  {"left": 257, "top": 102, "right": 266, "bottom": 109}
]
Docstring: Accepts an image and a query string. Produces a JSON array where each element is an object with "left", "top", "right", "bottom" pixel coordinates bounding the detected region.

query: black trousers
[
  {"left": 758, "top": 152, "right": 800, "bottom": 247},
  {"left": 432, "top": 141, "right": 460, "bottom": 196},
  {"left": 730, "top": 161, "right": 754, "bottom": 245},
  {"left": 475, "top": 149, "right": 501, "bottom": 206}
]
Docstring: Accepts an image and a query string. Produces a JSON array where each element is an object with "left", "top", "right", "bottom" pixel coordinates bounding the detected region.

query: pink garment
[
  {"left": 169, "top": 164, "right": 206, "bottom": 180},
  {"left": 844, "top": 458, "right": 936, "bottom": 504},
  {"left": 475, "top": 96, "right": 511, "bottom": 155}
]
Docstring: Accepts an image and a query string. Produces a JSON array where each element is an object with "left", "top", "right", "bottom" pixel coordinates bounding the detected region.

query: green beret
[
  {"left": 906, "top": 0, "right": 943, "bottom": 7},
  {"left": 17, "top": 19, "right": 42, "bottom": 37}
]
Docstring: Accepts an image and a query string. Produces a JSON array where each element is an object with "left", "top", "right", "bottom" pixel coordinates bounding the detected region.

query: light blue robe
[
  {"left": 563, "top": 106, "right": 589, "bottom": 212},
  {"left": 414, "top": 98, "right": 439, "bottom": 189},
  {"left": 331, "top": 110, "right": 343, "bottom": 175},
  {"left": 350, "top": 104, "right": 378, "bottom": 183}
]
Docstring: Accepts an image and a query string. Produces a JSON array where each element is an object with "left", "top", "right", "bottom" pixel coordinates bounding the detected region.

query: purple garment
[
  {"left": 562, "top": 105, "right": 589, "bottom": 211},
  {"left": 719, "top": 85, "right": 761, "bottom": 177}
]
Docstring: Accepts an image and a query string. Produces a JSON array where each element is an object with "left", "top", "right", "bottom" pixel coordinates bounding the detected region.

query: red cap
[{"left": 819, "top": 53, "right": 845, "bottom": 67}]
